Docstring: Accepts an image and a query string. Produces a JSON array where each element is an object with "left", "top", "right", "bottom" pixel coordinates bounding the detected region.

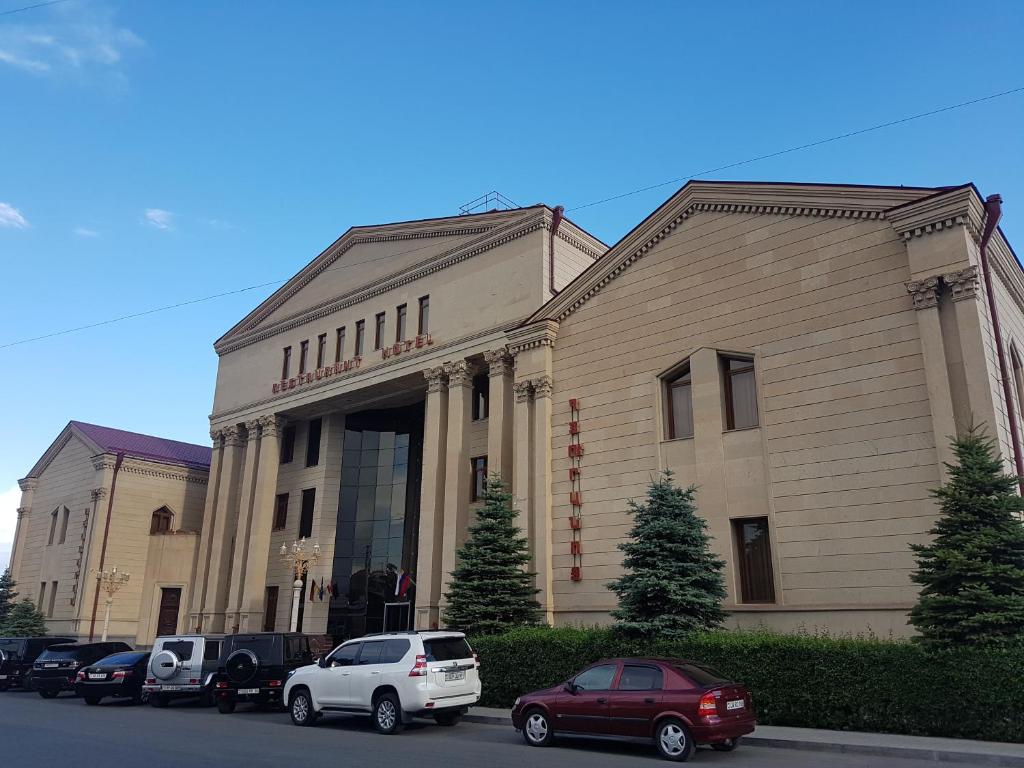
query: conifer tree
[
  {"left": 910, "top": 430, "right": 1024, "bottom": 649},
  {"left": 442, "top": 475, "right": 541, "bottom": 636},
  {"left": 0, "top": 599, "right": 47, "bottom": 637},
  {"left": 0, "top": 567, "right": 17, "bottom": 626},
  {"left": 608, "top": 471, "right": 727, "bottom": 637}
]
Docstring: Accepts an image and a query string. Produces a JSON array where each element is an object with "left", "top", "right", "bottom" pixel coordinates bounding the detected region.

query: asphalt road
[{"left": 0, "top": 690, "right": 951, "bottom": 768}]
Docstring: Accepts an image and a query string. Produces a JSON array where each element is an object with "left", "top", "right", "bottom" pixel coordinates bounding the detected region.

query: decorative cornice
[
  {"left": 507, "top": 319, "right": 559, "bottom": 355},
  {"left": 215, "top": 210, "right": 548, "bottom": 355},
  {"left": 91, "top": 488, "right": 107, "bottom": 502},
  {"left": 512, "top": 380, "right": 534, "bottom": 403},
  {"left": 943, "top": 266, "right": 980, "bottom": 303},
  {"left": 120, "top": 457, "right": 209, "bottom": 485},
  {"left": 887, "top": 186, "right": 985, "bottom": 243},
  {"left": 443, "top": 359, "right": 472, "bottom": 388},
  {"left": 258, "top": 414, "right": 286, "bottom": 438},
  {"left": 18, "top": 477, "right": 38, "bottom": 492},
  {"left": 423, "top": 366, "right": 447, "bottom": 394},
  {"left": 543, "top": 208, "right": 605, "bottom": 260},
  {"left": 905, "top": 275, "right": 940, "bottom": 310},
  {"left": 531, "top": 376, "right": 553, "bottom": 399},
  {"left": 91, "top": 454, "right": 117, "bottom": 472},
  {"left": 989, "top": 239, "right": 1024, "bottom": 318},
  {"left": 483, "top": 348, "right": 513, "bottom": 377}
]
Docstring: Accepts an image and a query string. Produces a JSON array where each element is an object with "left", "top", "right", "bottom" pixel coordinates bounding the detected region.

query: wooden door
[{"left": 157, "top": 588, "right": 181, "bottom": 637}]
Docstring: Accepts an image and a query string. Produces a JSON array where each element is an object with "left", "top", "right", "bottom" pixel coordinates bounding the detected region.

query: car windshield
[
  {"left": 423, "top": 637, "right": 472, "bottom": 662},
  {"left": 97, "top": 652, "right": 147, "bottom": 666},
  {"left": 231, "top": 638, "right": 276, "bottom": 661},
  {"left": 161, "top": 641, "right": 194, "bottom": 658},
  {"left": 674, "top": 662, "right": 730, "bottom": 686},
  {"left": 0, "top": 640, "right": 22, "bottom": 654},
  {"left": 38, "top": 647, "right": 80, "bottom": 660}
]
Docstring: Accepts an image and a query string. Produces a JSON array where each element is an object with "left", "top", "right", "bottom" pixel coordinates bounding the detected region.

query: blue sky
[{"left": 1, "top": 0, "right": 1023, "bottom": 561}]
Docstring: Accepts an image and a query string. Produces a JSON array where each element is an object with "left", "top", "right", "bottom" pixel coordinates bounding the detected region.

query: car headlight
[{"left": 513, "top": 697, "right": 521, "bottom": 709}]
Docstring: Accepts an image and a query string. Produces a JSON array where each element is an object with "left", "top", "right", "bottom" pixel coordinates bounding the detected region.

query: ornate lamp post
[
  {"left": 94, "top": 566, "right": 130, "bottom": 642},
  {"left": 279, "top": 538, "right": 321, "bottom": 632}
]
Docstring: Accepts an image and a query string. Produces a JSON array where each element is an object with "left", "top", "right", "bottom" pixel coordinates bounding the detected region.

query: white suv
[{"left": 283, "top": 631, "right": 481, "bottom": 734}]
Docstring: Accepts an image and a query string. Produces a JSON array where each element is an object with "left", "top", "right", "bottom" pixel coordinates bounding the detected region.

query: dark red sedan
[{"left": 511, "top": 658, "right": 756, "bottom": 761}]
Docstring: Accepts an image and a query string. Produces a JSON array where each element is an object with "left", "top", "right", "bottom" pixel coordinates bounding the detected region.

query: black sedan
[{"left": 74, "top": 651, "right": 151, "bottom": 705}]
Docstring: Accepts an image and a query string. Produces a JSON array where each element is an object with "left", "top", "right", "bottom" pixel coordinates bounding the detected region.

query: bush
[{"left": 471, "top": 626, "right": 1024, "bottom": 743}]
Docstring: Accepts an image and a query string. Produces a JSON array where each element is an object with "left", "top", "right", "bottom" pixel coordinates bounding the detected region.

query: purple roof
[{"left": 70, "top": 421, "right": 211, "bottom": 470}]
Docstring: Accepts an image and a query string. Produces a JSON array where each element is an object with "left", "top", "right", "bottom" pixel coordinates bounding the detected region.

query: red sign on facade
[
  {"left": 381, "top": 333, "right": 434, "bottom": 359},
  {"left": 273, "top": 356, "right": 363, "bottom": 394}
]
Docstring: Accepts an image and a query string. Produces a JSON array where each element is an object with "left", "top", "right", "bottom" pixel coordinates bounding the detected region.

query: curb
[{"left": 463, "top": 714, "right": 1024, "bottom": 767}]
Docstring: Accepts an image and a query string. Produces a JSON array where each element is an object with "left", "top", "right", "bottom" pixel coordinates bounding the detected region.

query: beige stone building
[
  {"left": 193, "top": 181, "right": 1023, "bottom": 640},
  {"left": 11, "top": 422, "right": 210, "bottom": 646}
]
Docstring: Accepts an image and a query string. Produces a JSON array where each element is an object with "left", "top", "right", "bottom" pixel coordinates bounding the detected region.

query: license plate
[
  {"left": 44, "top": 663, "right": 58, "bottom": 668},
  {"left": 161, "top": 685, "right": 185, "bottom": 691},
  {"left": 726, "top": 699, "right": 745, "bottom": 711},
  {"left": 0, "top": 675, "right": 6, "bottom": 679},
  {"left": 88, "top": 673, "right": 106, "bottom": 680},
  {"left": 444, "top": 670, "right": 465, "bottom": 682},
  {"left": 238, "top": 688, "right": 260, "bottom": 695}
]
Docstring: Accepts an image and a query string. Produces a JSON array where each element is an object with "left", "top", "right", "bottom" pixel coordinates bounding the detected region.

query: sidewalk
[{"left": 464, "top": 707, "right": 1024, "bottom": 766}]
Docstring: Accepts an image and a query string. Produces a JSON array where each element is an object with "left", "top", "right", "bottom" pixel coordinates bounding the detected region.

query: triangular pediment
[{"left": 22, "top": 422, "right": 105, "bottom": 481}]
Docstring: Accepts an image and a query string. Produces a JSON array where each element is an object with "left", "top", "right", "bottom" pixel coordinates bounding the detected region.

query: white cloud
[
  {"left": 74, "top": 226, "right": 99, "bottom": 237},
  {"left": 205, "top": 218, "right": 240, "bottom": 232},
  {"left": 0, "top": 202, "right": 29, "bottom": 229},
  {"left": 144, "top": 208, "right": 174, "bottom": 231},
  {"left": 0, "top": 48, "right": 49, "bottom": 72},
  {"left": 0, "top": 484, "right": 19, "bottom": 546}
]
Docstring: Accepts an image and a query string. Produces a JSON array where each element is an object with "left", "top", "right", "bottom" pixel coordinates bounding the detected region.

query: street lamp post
[
  {"left": 279, "top": 538, "right": 321, "bottom": 632},
  {"left": 94, "top": 566, "right": 130, "bottom": 642}
]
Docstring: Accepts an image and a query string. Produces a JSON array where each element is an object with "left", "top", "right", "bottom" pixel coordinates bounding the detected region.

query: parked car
[
  {"left": 144, "top": 634, "right": 224, "bottom": 707},
  {"left": 74, "top": 651, "right": 150, "bottom": 705},
  {"left": 213, "top": 632, "right": 316, "bottom": 714},
  {"left": 283, "top": 631, "right": 481, "bottom": 734},
  {"left": 33, "top": 642, "right": 133, "bottom": 699},
  {"left": 510, "top": 658, "right": 756, "bottom": 762},
  {"left": 0, "top": 636, "right": 76, "bottom": 692}
]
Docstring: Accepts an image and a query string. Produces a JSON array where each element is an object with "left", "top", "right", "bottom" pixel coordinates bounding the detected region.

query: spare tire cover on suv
[
  {"left": 225, "top": 649, "right": 259, "bottom": 684},
  {"left": 151, "top": 649, "right": 184, "bottom": 681}
]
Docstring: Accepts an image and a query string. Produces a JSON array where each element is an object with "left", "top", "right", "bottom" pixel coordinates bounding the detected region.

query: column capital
[
  {"left": 531, "top": 376, "right": 553, "bottom": 399},
  {"left": 257, "top": 414, "right": 286, "bottom": 438},
  {"left": 16, "top": 506, "right": 29, "bottom": 519},
  {"left": 91, "top": 488, "right": 108, "bottom": 502},
  {"left": 906, "top": 275, "right": 940, "bottom": 310},
  {"left": 512, "top": 380, "right": 534, "bottom": 403},
  {"left": 943, "top": 266, "right": 980, "bottom": 302},
  {"left": 483, "top": 348, "right": 514, "bottom": 378},
  {"left": 222, "top": 424, "right": 245, "bottom": 448},
  {"left": 243, "top": 419, "right": 262, "bottom": 439},
  {"left": 443, "top": 359, "right": 472, "bottom": 388},
  {"left": 209, "top": 427, "right": 223, "bottom": 444},
  {"left": 18, "top": 477, "right": 38, "bottom": 492},
  {"left": 423, "top": 365, "right": 447, "bottom": 394}
]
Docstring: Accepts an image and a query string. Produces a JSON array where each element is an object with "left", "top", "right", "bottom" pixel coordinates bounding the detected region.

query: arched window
[
  {"left": 664, "top": 362, "right": 693, "bottom": 439},
  {"left": 150, "top": 507, "right": 174, "bottom": 534}
]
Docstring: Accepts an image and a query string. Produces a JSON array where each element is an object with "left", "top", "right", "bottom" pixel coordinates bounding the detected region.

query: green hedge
[{"left": 471, "top": 626, "right": 1024, "bottom": 743}]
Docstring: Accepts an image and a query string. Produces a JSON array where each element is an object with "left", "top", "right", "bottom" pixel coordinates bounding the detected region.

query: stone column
[
  {"left": 906, "top": 276, "right": 958, "bottom": 474},
  {"left": 511, "top": 380, "right": 534, "bottom": 543},
  {"left": 530, "top": 376, "right": 555, "bottom": 624},
  {"left": 225, "top": 419, "right": 261, "bottom": 632},
  {"left": 484, "top": 349, "right": 514, "bottom": 486},
  {"left": 201, "top": 426, "right": 246, "bottom": 632},
  {"left": 438, "top": 360, "right": 472, "bottom": 610},
  {"left": 9, "top": 478, "right": 36, "bottom": 582},
  {"left": 189, "top": 428, "right": 223, "bottom": 630},
  {"left": 240, "top": 415, "right": 285, "bottom": 632},
  {"left": 415, "top": 366, "right": 448, "bottom": 630}
]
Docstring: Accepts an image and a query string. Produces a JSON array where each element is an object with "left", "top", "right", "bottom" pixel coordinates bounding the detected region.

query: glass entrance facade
[{"left": 327, "top": 403, "right": 423, "bottom": 642}]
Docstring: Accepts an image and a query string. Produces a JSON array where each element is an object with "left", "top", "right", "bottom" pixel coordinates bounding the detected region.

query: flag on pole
[
  {"left": 326, "top": 581, "right": 333, "bottom": 598},
  {"left": 318, "top": 581, "right": 325, "bottom": 601},
  {"left": 395, "top": 570, "right": 415, "bottom": 599},
  {"left": 309, "top": 577, "right": 316, "bottom": 602}
]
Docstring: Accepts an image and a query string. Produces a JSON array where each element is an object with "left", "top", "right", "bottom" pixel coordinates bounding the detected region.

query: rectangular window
[
  {"left": 733, "top": 517, "right": 776, "bottom": 603},
  {"left": 38, "top": 582, "right": 46, "bottom": 611},
  {"left": 58, "top": 508, "right": 70, "bottom": 545},
  {"left": 470, "top": 456, "right": 488, "bottom": 502},
  {"left": 47, "top": 510, "right": 57, "bottom": 546},
  {"left": 273, "top": 493, "right": 289, "bottom": 531},
  {"left": 472, "top": 374, "right": 489, "bottom": 421},
  {"left": 374, "top": 312, "right": 386, "bottom": 350},
  {"left": 299, "top": 488, "right": 316, "bottom": 539},
  {"left": 335, "top": 326, "right": 346, "bottom": 362},
  {"left": 280, "top": 425, "right": 296, "bottom": 464},
  {"left": 316, "top": 333, "right": 327, "bottom": 369},
  {"left": 263, "top": 586, "right": 278, "bottom": 632},
  {"left": 306, "top": 418, "right": 322, "bottom": 467},
  {"left": 299, "top": 340, "right": 309, "bottom": 374},
  {"left": 395, "top": 304, "right": 407, "bottom": 343},
  {"left": 355, "top": 320, "right": 365, "bottom": 356},
  {"left": 666, "top": 365, "right": 693, "bottom": 439},
  {"left": 417, "top": 296, "right": 429, "bottom": 334},
  {"left": 282, "top": 346, "right": 292, "bottom": 379},
  {"left": 47, "top": 581, "right": 57, "bottom": 617},
  {"left": 723, "top": 356, "right": 758, "bottom": 430}
]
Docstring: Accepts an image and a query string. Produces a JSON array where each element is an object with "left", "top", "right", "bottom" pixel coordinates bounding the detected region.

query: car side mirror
[
  {"left": 564, "top": 681, "right": 578, "bottom": 694},
  {"left": 318, "top": 656, "right": 328, "bottom": 668}
]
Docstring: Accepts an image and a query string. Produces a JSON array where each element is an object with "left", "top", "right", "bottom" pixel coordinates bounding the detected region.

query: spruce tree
[
  {"left": 442, "top": 475, "right": 541, "bottom": 636},
  {"left": 608, "top": 471, "right": 727, "bottom": 637},
  {"left": 910, "top": 430, "right": 1024, "bottom": 649},
  {"left": 0, "top": 599, "right": 47, "bottom": 637},
  {"left": 0, "top": 567, "right": 17, "bottom": 626}
]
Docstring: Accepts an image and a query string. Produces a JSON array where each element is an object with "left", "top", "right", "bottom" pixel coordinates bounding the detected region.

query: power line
[
  {"left": 2, "top": 85, "right": 1022, "bottom": 351},
  {"left": 0, "top": 0, "right": 70, "bottom": 16},
  {"left": 567, "top": 85, "right": 1024, "bottom": 212}
]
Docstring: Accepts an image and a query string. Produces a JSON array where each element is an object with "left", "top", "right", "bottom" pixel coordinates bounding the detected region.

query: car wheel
[
  {"left": 522, "top": 708, "right": 554, "bottom": 747},
  {"left": 433, "top": 710, "right": 462, "bottom": 727},
  {"left": 38, "top": 689, "right": 58, "bottom": 699},
  {"left": 655, "top": 718, "right": 694, "bottom": 762},
  {"left": 22, "top": 671, "right": 35, "bottom": 691},
  {"left": 290, "top": 689, "right": 316, "bottom": 727},
  {"left": 217, "top": 697, "right": 237, "bottom": 714},
  {"left": 150, "top": 693, "right": 169, "bottom": 708},
  {"left": 0, "top": 681, "right": 10, "bottom": 692},
  {"left": 132, "top": 690, "right": 149, "bottom": 705},
  {"left": 372, "top": 692, "right": 403, "bottom": 735},
  {"left": 711, "top": 737, "right": 740, "bottom": 752},
  {"left": 84, "top": 696, "right": 101, "bottom": 706}
]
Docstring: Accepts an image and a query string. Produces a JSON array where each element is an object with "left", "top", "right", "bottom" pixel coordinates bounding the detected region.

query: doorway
[{"left": 157, "top": 587, "right": 181, "bottom": 637}]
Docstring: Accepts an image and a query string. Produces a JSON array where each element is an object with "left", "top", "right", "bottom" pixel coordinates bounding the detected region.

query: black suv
[
  {"left": 33, "top": 642, "right": 132, "bottom": 698},
  {"left": 214, "top": 633, "right": 315, "bottom": 714},
  {"left": 0, "top": 637, "right": 75, "bottom": 691}
]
